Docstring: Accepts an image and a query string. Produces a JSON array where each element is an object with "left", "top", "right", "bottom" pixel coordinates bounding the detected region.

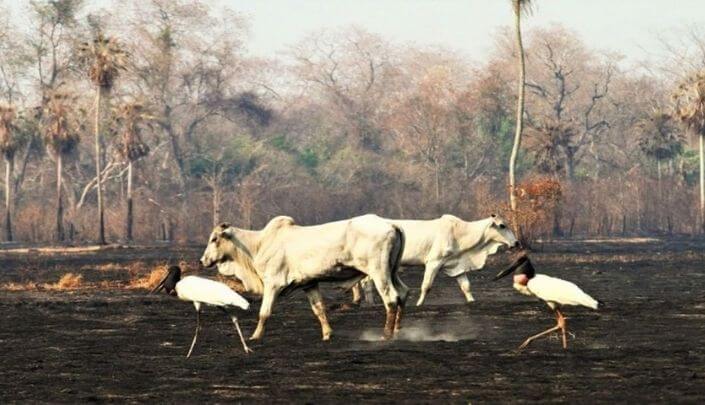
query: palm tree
[
  {"left": 42, "top": 91, "right": 80, "bottom": 241},
  {"left": 0, "top": 104, "right": 17, "bottom": 241},
  {"left": 672, "top": 71, "right": 705, "bottom": 233},
  {"left": 508, "top": 0, "right": 533, "bottom": 216},
  {"left": 634, "top": 110, "right": 681, "bottom": 182},
  {"left": 113, "top": 101, "right": 151, "bottom": 242},
  {"left": 634, "top": 110, "right": 682, "bottom": 231},
  {"left": 79, "top": 33, "right": 128, "bottom": 244}
]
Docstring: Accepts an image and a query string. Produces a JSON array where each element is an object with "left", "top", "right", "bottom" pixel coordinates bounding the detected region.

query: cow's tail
[{"left": 389, "top": 225, "right": 408, "bottom": 305}]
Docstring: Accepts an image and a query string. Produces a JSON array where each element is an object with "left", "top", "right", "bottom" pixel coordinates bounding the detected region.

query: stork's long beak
[
  {"left": 150, "top": 277, "right": 167, "bottom": 294},
  {"left": 493, "top": 267, "right": 515, "bottom": 281},
  {"left": 493, "top": 255, "right": 528, "bottom": 281}
]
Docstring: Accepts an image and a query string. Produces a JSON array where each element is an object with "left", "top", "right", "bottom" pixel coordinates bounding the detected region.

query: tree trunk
[
  {"left": 509, "top": 4, "right": 526, "bottom": 218},
  {"left": 434, "top": 164, "right": 441, "bottom": 212},
  {"left": 700, "top": 133, "right": 704, "bottom": 234},
  {"left": 125, "top": 161, "right": 133, "bottom": 242},
  {"left": 212, "top": 184, "right": 220, "bottom": 227},
  {"left": 94, "top": 88, "right": 106, "bottom": 245},
  {"left": 657, "top": 159, "right": 662, "bottom": 231},
  {"left": 56, "top": 154, "right": 65, "bottom": 241},
  {"left": 4, "top": 156, "right": 13, "bottom": 242}
]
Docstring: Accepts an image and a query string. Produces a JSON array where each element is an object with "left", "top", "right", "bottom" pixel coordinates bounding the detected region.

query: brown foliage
[
  {"left": 52, "top": 273, "right": 83, "bottom": 290},
  {"left": 128, "top": 265, "right": 167, "bottom": 290},
  {"left": 513, "top": 177, "right": 562, "bottom": 245}
]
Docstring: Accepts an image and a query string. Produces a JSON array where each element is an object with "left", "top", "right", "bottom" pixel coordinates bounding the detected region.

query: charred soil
[{"left": 1, "top": 239, "right": 704, "bottom": 403}]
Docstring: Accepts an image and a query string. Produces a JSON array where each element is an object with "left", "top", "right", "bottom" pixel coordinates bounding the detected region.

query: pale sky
[
  {"left": 6, "top": 0, "right": 705, "bottom": 66},
  {"left": 226, "top": 0, "right": 705, "bottom": 66}
]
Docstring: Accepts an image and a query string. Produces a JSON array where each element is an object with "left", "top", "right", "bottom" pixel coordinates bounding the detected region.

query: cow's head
[
  {"left": 199, "top": 222, "right": 264, "bottom": 295},
  {"left": 485, "top": 214, "right": 520, "bottom": 249},
  {"left": 200, "top": 222, "right": 235, "bottom": 268}
]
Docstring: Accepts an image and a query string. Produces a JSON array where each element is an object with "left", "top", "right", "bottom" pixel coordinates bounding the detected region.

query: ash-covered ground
[{"left": 1, "top": 239, "right": 704, "bottom": 403}]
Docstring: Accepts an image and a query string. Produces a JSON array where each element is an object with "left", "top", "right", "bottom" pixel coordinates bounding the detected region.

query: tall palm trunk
[
  {"left": 4, "top": 156, "right": 12, "bottom": 242},
  {"left": 212, "top": 185, "right": 220, "bottom": 227},
  {"left": 125, "top": 161, "right": 133, "bottom": 241},
  {"left": 699, "top": 130, "right": 705, "bottom": 233},
  {"left": 509, "top": 2, "right": 526, "bottom": 214},
  {"left": 94, "top": 88, "right": 106, "bottom": 244},
  {"left": 56, "top": 154, "right": 65, "bottom": 241}
]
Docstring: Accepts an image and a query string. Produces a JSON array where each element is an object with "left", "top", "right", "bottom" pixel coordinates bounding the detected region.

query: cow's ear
[
  {"left": 490, "top": 213, "right": 497, "bottom": 218},
  {"left": 219, "top": 227, "right": 234, "bottom": 240}
]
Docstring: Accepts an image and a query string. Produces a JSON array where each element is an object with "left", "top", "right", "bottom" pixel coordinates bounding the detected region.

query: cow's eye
[
  {"left": 499, "top": 224, "right": 506, "bottom": 229},
  {"left": 210, "top": 237, "right": 217, "bottom": 243}
]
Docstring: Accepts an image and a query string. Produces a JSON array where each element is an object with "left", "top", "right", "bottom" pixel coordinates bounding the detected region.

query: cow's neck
[
  {"left": 456, "top": 218, "right": 492, "bottom": 250},
  {"left": 232, "top": 228, "right": 262, "bottom": 257}
]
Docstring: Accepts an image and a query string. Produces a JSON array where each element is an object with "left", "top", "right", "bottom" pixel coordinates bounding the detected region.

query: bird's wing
[
  {"left": 177, "top": 276, "right": 250, "bottom": 310},
  {"left": 527, "top": 274, "right": 599, "bottom": 309}
]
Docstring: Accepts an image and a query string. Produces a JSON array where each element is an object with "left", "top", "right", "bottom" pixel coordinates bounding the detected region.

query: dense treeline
[{"left": 0, "top": 0, "right": 702, "bottom": 244}]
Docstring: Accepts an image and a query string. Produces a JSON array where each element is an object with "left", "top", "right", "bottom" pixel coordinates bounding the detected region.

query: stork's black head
[
  {"left": 151, "top": 265, "right": 182, "bottom": 295},
  {"left": 493, "top": 252, "right": 536, "bottom": 283}
]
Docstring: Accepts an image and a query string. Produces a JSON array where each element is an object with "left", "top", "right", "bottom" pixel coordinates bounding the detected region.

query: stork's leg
[
  {"left": 417, "top": 261, "right": 443, "bottom": 306},
  {"left": 218, "top": 307, "right": 253, "bottom": 354},
  {"left": 518, "top": 324, "right": 561, "bottom": 350},
  {"left": 454, "top": 273, "right": 475, "bottom": 303},
  {"left": 186, "top": 306, "right": 202, "bottom": 358},
  {"left": 556, "top": 309, "right": 568, "bottom": 349},
  {"left": 518, "top": 309, "right": 568, "bottom": 350},
  {"left": 231, "top": 316, "right": 254, "bottom": 354},
  {"left": 304, "top": 285, "right": 333, "bottom": 341}
]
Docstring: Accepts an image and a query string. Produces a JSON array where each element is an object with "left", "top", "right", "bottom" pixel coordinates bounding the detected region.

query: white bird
[
  {"left": 494, "top": 254, "right": 601, "bottom": 350},
  {"left": 151, "top": 266, "right": 253, "bottom": 358}
]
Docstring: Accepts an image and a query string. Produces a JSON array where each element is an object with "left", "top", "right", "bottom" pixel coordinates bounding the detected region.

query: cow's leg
[
  {"left": 393, "top": 274, "right": 409, "bottom": 334},
  {"left": 250, "top": 283, "right": 281, "bottom": 341},
  {"left": 304, "top": 284, "right": 333, "bottom": 341},
  {"left": 369, "top": 274, "right": 399, "bottom": 340},
  {"left": 351, "top": 283, "right": 362, "bottom": 306},
  {"left": 455, "top": 273, "right": 475, "bottom": 303},
  {"left": 416, "top": 261, "right": 443, "bottom": 306},
  {"left": 362, "top": 277, "right": 376, "bottom": 305}
]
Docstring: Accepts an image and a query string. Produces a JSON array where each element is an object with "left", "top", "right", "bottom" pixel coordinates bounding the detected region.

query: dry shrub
[
  {"left": 52, "top": 273, "right": 84, "bottom": 290},
  {"left": 0, "top": 281, "right": 38, "bottom": 291},
  {"left": 129, "top": 265, "right": 167, "bottom": 290},
  {"left": 513, "top": 177, "right": 562, "bottom": 246}
]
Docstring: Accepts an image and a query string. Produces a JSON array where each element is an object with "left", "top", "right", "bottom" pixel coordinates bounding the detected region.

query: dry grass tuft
[
  {"left": 0, "top": 281, "right": 38, "bottom": 291},
  {"left": 52, "top": 273, "right": 84, "bottom": 290},
  {"left": 129, "top": 265, "right": 167, "bottom": 290}
]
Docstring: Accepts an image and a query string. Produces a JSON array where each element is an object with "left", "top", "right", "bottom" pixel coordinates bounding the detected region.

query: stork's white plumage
[
  {"left": 524, "top": 274, "right": 599, "bottom": 310},
  {"left": 495, "top": 254, "right": 601, "bottom": 349},
  {"left": 152, "top": 266, "right": 253, "bottom": 358}
]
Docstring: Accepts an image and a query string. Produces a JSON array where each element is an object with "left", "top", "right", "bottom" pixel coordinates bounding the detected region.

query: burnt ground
[{"left": 1, "top": 239, "right": 704, "bottom": 403}]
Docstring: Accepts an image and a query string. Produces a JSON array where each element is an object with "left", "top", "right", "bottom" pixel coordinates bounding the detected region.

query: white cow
[
  {"left": 365, "top": 214, "right": 519, "bottom": 306},
  {"left": 200, "top": 214, "right": 408, "bottom": 342}
]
